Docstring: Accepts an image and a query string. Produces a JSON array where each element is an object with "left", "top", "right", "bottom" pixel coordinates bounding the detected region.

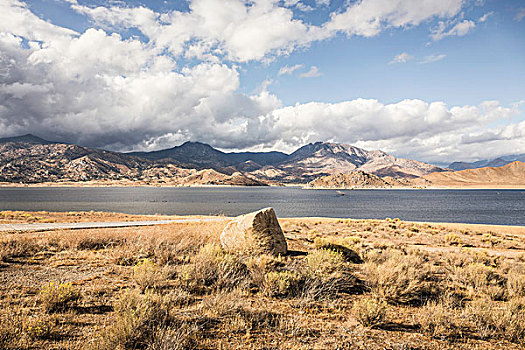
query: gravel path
[{"left": 0, "top": 217, "right": 228, "bottom": 232}]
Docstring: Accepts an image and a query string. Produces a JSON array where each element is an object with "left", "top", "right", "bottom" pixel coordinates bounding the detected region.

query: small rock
[{"left": 220, "top": 208, "right": 287, "bottom": 255}]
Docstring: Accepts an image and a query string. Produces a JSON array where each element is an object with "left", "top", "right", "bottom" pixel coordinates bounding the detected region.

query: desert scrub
[
  {"left": 146, "top": 325, "right": 199, "bottom": 350},
  {"left": 353, "top": 297, "right": 387, "bottom": 328},
  {"left": 305, "top": 249, "right": 346, "bottom": 276},
  {"left": 200, "top": 292, "right": 280, "bottom": 334},
  {"left": 179, "top": 244, "right": 249, "bottom": 293},
  {"left": 40, "top": 282, "right": 80, "bottom": 313},
  {"left": 418, "top": 299, "right": 465, "bottom": 340},
  {"left": 364, "top": 250, "right": 438, "bottom": 305},
  {"left": 506, "top": 265, "right": 525, "bottom": 299},
  {"left": 95, "top": 289, "right": 173, "bottom": 349},
  {"left": 466, "top": 297, "right": 525, "bottom": 343},
  {"left": 300, "top": 248, "right": 362, "bottom": 300},
  {"left": 0, "top": 311, "right": 22, "bottom": 348},
  {"left": 23, "top": 315, "right": 57, "bottom": 341},
  {"left": 312, "top": 238, "right": 363, "bottom": 263},
  {"left": 448, "top": 263, "right": 506, "bottom": 301},
  {"left": 262, "top": 271, "right": 303, "bottom": 297},
  {"left": 0, "top": 237, "right": 42, "bottom": 262},
  {"left": 444, "top": 233, "right": 463, "bottom": 246},
  {"left": 133, "top": 258, "right": 168, "bottom": 292}
]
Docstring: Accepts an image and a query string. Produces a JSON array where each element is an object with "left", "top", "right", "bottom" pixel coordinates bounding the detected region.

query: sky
[{"left": 0, "top": 0, "right": 524, "bottom": 165}]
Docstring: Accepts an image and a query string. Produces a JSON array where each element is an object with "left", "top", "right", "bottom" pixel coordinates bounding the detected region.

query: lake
[{"left": 0, "top": 187, "right": 523, "bottom": 226}]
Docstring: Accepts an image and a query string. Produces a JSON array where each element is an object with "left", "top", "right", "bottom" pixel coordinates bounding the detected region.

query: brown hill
[
  {"left": 424, "top": 161, "right": 525, "bottom": 188},
  {"left": 0, "top": 138, "right": 264, "bottom": 186},
  {"left": 263, "top": 142, "right": 442, "bottom": 183},
  {"left": 307, "top": 171, "right": 392, "bottom": 189},
  {"left": 177, "top": 169, "right": 267, "bottom": 186}
]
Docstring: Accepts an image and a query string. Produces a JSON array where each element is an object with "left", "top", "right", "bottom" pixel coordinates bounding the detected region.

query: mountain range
[
  {"left": 448, "top": 154, "right": 525, "bottom": 171},
  {"left": 3, "top": 133, "right": 520, "bottom": 188},
  {"left": 426, "top": 161, "right": 525, "bottom": 188}
]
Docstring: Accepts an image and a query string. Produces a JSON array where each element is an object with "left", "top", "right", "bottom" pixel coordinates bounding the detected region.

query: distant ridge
[
  {"left": 0, "top": 133, "right": 57, "bottom": 145},
  {"left": 128, "top": 141, "right": 289, "bottom": 170},
  {"left": 425, "top": 161, "right": 525, "bottom": 188},
  {"left": 449, "top": 154, "right": 525, "bottom": 171}
]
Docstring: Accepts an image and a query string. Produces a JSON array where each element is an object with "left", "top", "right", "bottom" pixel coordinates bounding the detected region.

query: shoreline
[
  {"left": 1, "top": 182, "right": 524, "bottom": 190},
  {"left": 1, "top": 210, "right": 524, "bottom": 231}
]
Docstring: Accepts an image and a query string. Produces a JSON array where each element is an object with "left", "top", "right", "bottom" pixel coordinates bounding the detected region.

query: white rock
[{"left": 220, "top": 208, "right": 287, "bottom": 255}]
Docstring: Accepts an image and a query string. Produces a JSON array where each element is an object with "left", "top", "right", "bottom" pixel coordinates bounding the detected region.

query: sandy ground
[{"left": 1, "top": 211, "right": 525, "bottom": 349}]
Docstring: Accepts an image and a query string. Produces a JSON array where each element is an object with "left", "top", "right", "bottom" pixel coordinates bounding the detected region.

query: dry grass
[
  {"left": 1, "top": 214, "right": 525, "bottom": 349},
  {"left": 352, "top": 297, "right": 388, "bottom": 328}
]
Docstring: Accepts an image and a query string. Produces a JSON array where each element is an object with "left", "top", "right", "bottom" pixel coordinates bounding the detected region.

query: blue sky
[{"left": 0, "top": 0, "right": 524, "bottom": 164}]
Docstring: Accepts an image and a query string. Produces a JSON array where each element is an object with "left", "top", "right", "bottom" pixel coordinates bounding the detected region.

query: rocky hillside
[
  {"left": 306, "top": 171, "right": 391, "bottom": 189},
  {"left": 425, "top": 161, "right": 525, "bottom": 188},
  {"left": 0, "top": 136, "right": 154, "bottom": 183},
  {"left": 177, "top": 169, "right": 267, "bottom": 186},
  {"left": 0, "top": 135, "right": 444, "bottom": 185},
  {"left": 259, "top": 142, "right": 443, "bottom": 182}
]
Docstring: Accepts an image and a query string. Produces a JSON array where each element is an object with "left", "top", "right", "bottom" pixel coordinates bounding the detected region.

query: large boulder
[{"left": 220, "top": 208, "right": 287, "bottom": 255}]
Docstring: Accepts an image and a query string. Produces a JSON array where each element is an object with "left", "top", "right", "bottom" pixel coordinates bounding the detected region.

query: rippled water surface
[{"left": 0, "top": 187, "right": 524, "bottom": 225}]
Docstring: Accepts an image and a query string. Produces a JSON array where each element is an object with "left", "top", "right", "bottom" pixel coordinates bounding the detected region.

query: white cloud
[
  {"left": 479, "top": 11, "right": 493, "bottom": 22},
  {"left": 0, "top": 0, "right": 78, "bottom": 42},
  {"left": 418, "top": 54, "right": 446, "bottom": 64},
  {"left": 431, "top": 19, "right": 476, "bottom": 41},
  {"left": 264, "top": 99, "right": 523, "bottom": 162},
  {"left": 325, "top": 0, "right": 464, "bottom": 37},
  {"left": 71, "top": 0, "right": 467, "bottom": 63},
  {"left": 278, "top": 64, "right": 303, "bottom": 76},
  {"left": 296, "top": 3, "right": 315, "bottom": 12},
  {"left": 389, "top": 52, "right": 414, "bottom": 64},
  {"left": 1, "top": 0, "right": 523, "bottom": 164},
  {"left": 299, "top": 65, "right": 322, "bottom": 78}
]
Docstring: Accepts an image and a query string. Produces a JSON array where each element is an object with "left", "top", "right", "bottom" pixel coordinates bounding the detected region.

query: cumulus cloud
[
  {"left": 1, "top": 0, "right": 523, "bottom": 164},
  {"left": 264, "top": 99, "right": 523, "bottom": 162},
  {"left": 325, "top": 0, "right": 463, "bottom": 37},
  {"left": 299, "top": 65, "right": 322, "bottom": 78},
  {"left": 70, "top": 0, "right": 467, "bottom": 62},
  {"left": 389, "top": 52, "right": 414, "bottom": 64}
]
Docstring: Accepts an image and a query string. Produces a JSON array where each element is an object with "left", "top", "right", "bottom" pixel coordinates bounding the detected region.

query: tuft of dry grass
[
  {"left": 364, "top": 250, "right": 438, "bottom": 305},
  {"left": 132, "top": 258, "right": 169, "bottom": 292},
  {"left": 94, "top": 289, "right": 173, "bottom": 350},
  {"left": 352, "top": 297, "right": 388, "bottom": 328},
  {"left": 40, "top": 282, "right": 81, "bottom": 313},
  {"left": 178, "top": 243, "right": 250, "bottom": 294},
  {"left": 417, "top": 298, "right": 465, "bottom": 340}
]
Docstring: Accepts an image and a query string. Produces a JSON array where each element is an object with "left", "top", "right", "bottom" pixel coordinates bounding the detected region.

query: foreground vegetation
[{"left": 1, "top": 213, "right": 524, "bottom": 349}]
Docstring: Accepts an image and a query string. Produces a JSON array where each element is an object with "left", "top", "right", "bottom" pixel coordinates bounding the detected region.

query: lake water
[{"left": 0, "top": 187, "right": 524, "bottom": 226}]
